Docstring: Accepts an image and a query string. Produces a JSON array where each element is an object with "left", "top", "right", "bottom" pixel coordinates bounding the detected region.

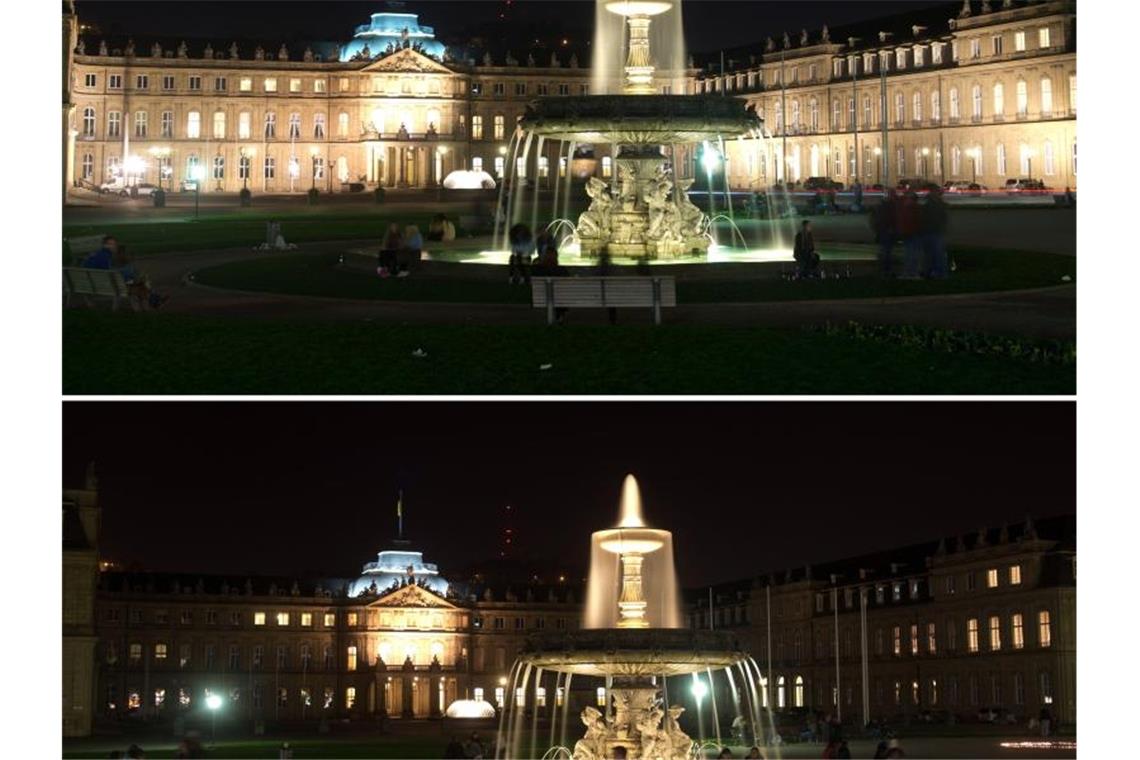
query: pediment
[
  {"left": 361, "top": 48, "right": 454, "bottom": 75},
  {"left": 369, "top": 583, "right": 457, "bottom": 609}
]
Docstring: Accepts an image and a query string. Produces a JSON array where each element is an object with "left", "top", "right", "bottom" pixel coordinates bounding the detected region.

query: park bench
[
  {"left": 62, "top": 267, "right": 140, "bottom": 311},
  {"left": 531, "top": 277, "right": 677, "bottom": 326},
  {"left": 64, "top": 234, "right": 107, "bottom": 266}
]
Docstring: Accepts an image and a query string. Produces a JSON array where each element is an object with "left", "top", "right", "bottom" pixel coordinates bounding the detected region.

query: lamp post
[
  {"left": 968, "top": 148, "right": 980, "bottom": 184},
  {"left": 205, "top": 692, "right": 222, "bottom": 744},
  {"left": 873, "top": 147, "right": 882, "bottom": 186},
  {"left": 310, "top": 146, "right": 319, "bottom": 192},
  {"left": 922, "top": 147, "right": 930, "bottom": 180},
  {"left": 288, "top": 156, "right": 300, "bottom": 193}
]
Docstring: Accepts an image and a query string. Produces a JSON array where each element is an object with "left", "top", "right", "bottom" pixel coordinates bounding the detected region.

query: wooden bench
[
  {"left": 63, "top": 267, "right": 139, "bottom": 311},
  {"left": 531, "top": 277, "right": 677, "bottom": 325},
  {"left": 64, "top": 235, "right": 107, "bottom": 266}
]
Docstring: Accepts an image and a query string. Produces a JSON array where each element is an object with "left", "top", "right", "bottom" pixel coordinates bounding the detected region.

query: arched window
[
  {"left": 238, "top": 112, "right": 251, "bottom": 140},
  {"left": 863, "top": 95, "right": 872, "bottom": 127},
  {"left": 1019, "top": 143, "right": 1031, "bottom": 175},
  {"left": 776, "top": 676, "right": 786, "bottom": 709},
  {"left": 809, "top": 98, "right": 819, "bottom": 131},
  {"left": 1043, "top": 140, "right": 1055, "bottom": 175},
  {"left": 794, "top": 676, "right": 805, "bottom": 708},
  {"left": 82, "top": 106, "right": 96, "bottom": 136},
  {"left": 238, "top": 155, "right": 251, "bottom": 180},
  {"left": 1016, "top": 80, "right": 1028, "bottom": 116},
  {"left": 338, "top": 112, "right": 350, "bottom": 138},
  {"left": 212, "top": 155, "right": 225, "bottom": 180},
  {"left": 790, "top": 100, "right": 801, "bottom": 129},
  {"left": 894, "top": 92, "right": 905, "bottom": 124},
  {"left": 186, "top": 110, "right": 200, "bottom": 139},
  {"left": 973, "top": 146, "right": 983, "bottom": 176},
  {"left": 313, "top": 113, "right": 326, "bottom": 139},
  {"left": 264, "top": 112, "right": 277, "bottom": 139},
  {"left": 288, "top": 113, "right": 301, "bottom": 139},
  {"left": 949, "top": 87, "right": 960, "bottom": 119},
  {"left": 993, "top": 83, "right": 1004, "bottom": 117},
  {"left": 915, "top": 147, "right": 924, "bottom": 176},
  {"left": 913, "top": 91, "right": 923, "bottom": 123},
  {"left": 81, "top": 152, "right": 94, "bottom": 180},
  {"left": 1040, "top": 77, "right": 1054, "bottom": 115},
  {"left": 337, "top": 156, "right": 349, "bottom": 182},
  {"left": 951, "top": 145, "right": 961, "bottom": 176},
  {"left": 809, "top": 145, "right": 820, "bottom": 177},
  {"left": 971, "top": 85, "right": 982, "bottom": 119},
  {"left": 212, "top": 111, "right": 225, "bottom": 139},
  {"left": 931, "top": 90, "right": 941, "bottom": 121},
  {"left": 997, "top": 143, "right": 1007, "bottom": 176}
]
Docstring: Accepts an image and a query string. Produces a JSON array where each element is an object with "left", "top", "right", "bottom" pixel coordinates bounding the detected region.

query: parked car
[
  {"left": 98, "top": 179, "right": 124, "bottom": 194},
  {"left": 897, "top": 178, "right": 940, "bottom": 193},
  {"left": 976, "top": 707, "right": 1014, "bottom": 724},
  {"left": 1005, "top": 178, "right": 1048, "bottom": 193},
  {"left": 803, "top": 176, "right": 843, "bottom": 192},
  {"left": 944, "top": 181, "right": 988, "bottom": 195},
  {"left": 127, "top": 183, "right": 160, "bottom": 197}
]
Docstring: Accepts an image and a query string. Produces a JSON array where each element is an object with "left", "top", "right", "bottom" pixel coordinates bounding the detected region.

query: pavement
[{"left": 132, "top": 243, "right": 1076, "bottom": 340}]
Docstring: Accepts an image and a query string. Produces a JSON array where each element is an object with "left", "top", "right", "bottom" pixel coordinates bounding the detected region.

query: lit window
[
  {"left": 993, "top": 83, "right": 1005, "bottom": 116},
  {"left": 239, "top": 77, "right": 252, "bottom": 92},
  {"left": 129, "top": 643, "right": 142, "bottom": 662},
  {"left": 238, "top": 112, "right": 251, "bottom": 139},
  {"left": 290, "top": 78, "right": 302, "bottom": 93},
  {"left": 339, "top": 77, "right": 350, "bottom": 92},
  {"left": 1044, "top": 141, "right": 1055, "bottom": 175},
  {"left": 967, "top": 618, "right": 979, "bottom": 653},
  {"left": 324, "top": 613, "right": 335, "bottom": 627},
  {"left": 997, "top": 143, "right": 1007, "bottom": 176},
  {"left": 345, "top": 687, "right": 356, "bottom": 709},
  {"left": 186, "top": 111, "right": 200, "bottom": 139},
  {"left": 314, "top": 79, "right": 327, "bottom": 93},
  {"left": 602, "top": 156, "right": 613, "bottom": 179},
  {"left": 1038, "top": 611, "right": 1052, "bottom": 647},
  {"left": 301, "top": 613, "right": 313, "bottom": 627},
  {"left": 254, "top": 612, "right": 266, "bottom": 626},
  {"left": 347, "top": 612, "right": 358, "bottom": 626},
  {"left": 972, "top": 85, "right": 983, "bottom": 119},
  {"left": 910, "top": 624, "right": 919, "bottom": 656},
  {"left": 493, "top": 114, "right": 505, "bottom": 141},
  {"left": 1009, "top": 565, "right": 1022, "bottom": 585},
  {"left": 471, "top": 115, "right": 484, "bottom": 140},
  {"left": 1041, "top": 77, "right": 1053, "bottom": 115},
  {"left": 986, "top": 568, "right": 999, "bottom": 588},
  {"left": 989, "top": 616, "right": 1002, "bottom": 651},
  {"left": 1011, "top": 613, "right": 1025, "bottom": 649},
  {"left": 154, "top": 688, "right": 165, "bottom": 708},
  {"left": 277, "top": 612, "right": 289, "bottom": 626},
  {"left": 970, "top": 39, "right": 981, "bottom": 59},
  {"left": 265, "top": 77, "right": 278, "bottom": 92},
  {"left": 927, "top": 622, "right": 937, "bottom": 653},
  {"left": 347, "top": 645, "right": 358, "bottom": 671},
  {"left": 213, "top": 111, "right": 225, "bottom": 139},
  {"left": 1039, "top": 27, "right": 1051, "bottom": 48},
  {"left": 892, "top": 626, "right": 901, "bottom": 656},
  {"left": 1015, "top": 31, "right": 1026, "bottom": 52},
  {"left": 155, "top": 643, "right": 168, "bottom": 660},
  {"left": 794, "top": 675, "right": 804, "bottom": 707},
  {"left": 472, "top": 157, "right": 483, "bottom": 173},
  {"left": 494, "top": 687, "right": 505, "bottom": 707},
  {"left": 162, "top": 111, "right": 173, "bottom": 138},
  {"left": 338, "top": 112, "right": 349, "bottom": 137}
]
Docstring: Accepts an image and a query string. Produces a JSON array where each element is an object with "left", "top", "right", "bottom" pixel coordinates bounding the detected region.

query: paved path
[{"left": 138, "top": 245, "right": 1074, "bottom": 339}]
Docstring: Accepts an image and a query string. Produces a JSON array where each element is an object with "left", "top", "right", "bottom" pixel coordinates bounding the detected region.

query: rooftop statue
[
  {"left": 800, "top": 28, "right": 809, "bottom": 46},
  {"left": 981, "top": 0, "right": 992, "bottom": 12},
  {"left": 304, "top": 47, "right": 314, "bottom": 62},
  {"left": 783, "top": 31, "right": 791, "bottom": 49},
  {"left": 483, "top": 51, "right": 493, "bottom": 66},
  {"left": 76, "top": 39, "right": 85, "bottom": 54},
  {"left": 278, "top": 44, "right": 289, "bottom": 61},
  {"left": 570, "top": 53, "right": 579, "bottom": 68},
  {"left": 765, "top": 36, "right": 775, "bottom": 52},
  {"left": 151, "top": 42, "right": 162, "bottom": 57},
  {"left": 254, "top": 45, "right": 264, "bottom": 60},
  {"left": 229, "top": 42, "right": 239, "bottom": 59},
  {"left": 527, "top": 53, "right": 536, "bottom": 67},
  {"left": 550, "top": 52, "right": 561, "bottom": 67},
  {"left": 125, "top": 39, "right": 135, "bottom": 56},
  {"left": 505, "top": 50, "right": 518, "bottom": 66},
  {"left": 99, "top": 40, "right": 108, "bottom": 55},
  {"left": 177, "top": 40, "right": 187, "bottom": 58},
  {"left": 203, "top": 43, "right": 213, "bottom": 59},
  {"left": 822, "top": 24, "right": 831, "bottom": 43}
]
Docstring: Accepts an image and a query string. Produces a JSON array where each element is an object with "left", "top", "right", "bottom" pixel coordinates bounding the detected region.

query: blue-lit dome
[
  {"left": 347, "top": 547, "right": 449, "bottom": 598},
  {"left": 340, "top": 11, "right": 447, "bottom": 62}
]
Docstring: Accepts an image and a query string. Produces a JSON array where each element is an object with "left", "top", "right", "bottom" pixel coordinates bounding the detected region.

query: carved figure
[
  {"left": 572, "top": 707, "right": 608, "bottom": 760},
  {"left": 151, "top": 42, "right": 162, "bottom": 57},
  {"left": 578, "top": 178, "right": 614, "bottom": 239},
  {"left": 665, "top": 705, "right": 694, "bottom": 759},
  {"left": 177, "top": 40, "right": 188, "bottom": 58},
  {"left": 674, "top": 178, "right": 707, "bottom": 237},
  {"left": 229, "top": 42, "right": 239, "bottom": 59}
]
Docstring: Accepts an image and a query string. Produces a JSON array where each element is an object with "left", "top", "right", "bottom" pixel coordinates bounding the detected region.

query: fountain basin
[
  {"left": 604, "top": 0, "right": 674, "bottom": 16},
  {"left": 518, "top": 629, "right": 748, "bottom": 678},
  {"left": 519, "top": 95, "right": 761, "bottom": 146}
]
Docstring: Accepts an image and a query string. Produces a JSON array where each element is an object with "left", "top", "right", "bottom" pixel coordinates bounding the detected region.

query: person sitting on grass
[
  {"left": 793, "top": 220, "right": 821, "bottom": 279},
  {"left": 378, "top": 223, "right": 403, "bottom": 278}
]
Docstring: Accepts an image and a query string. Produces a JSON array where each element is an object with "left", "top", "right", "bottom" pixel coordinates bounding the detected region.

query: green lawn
[
  {"left": 63, "top": 311, "right": 1074, "bottom": 395},
  {"left": 62, "top": 736, "right": 448, "bottom": 759},
  {"left": 190, "top": 248, "right": 1074, "bottom": 305}
]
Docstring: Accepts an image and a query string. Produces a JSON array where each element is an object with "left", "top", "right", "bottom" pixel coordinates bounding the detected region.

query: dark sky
[
  {"left": 75, "top": 1, "right": 955, "bottom": 54},
  {"left": 63, "top": 402, "right": 1074, "bottom": 588}
]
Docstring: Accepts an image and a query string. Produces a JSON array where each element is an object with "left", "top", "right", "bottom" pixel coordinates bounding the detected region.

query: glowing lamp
[
  {"left": 691, "top": 679, "right": 708, "bottom": 701},
  {"left": 701, "top": 145, "right": 722, "bottom": 173},
  {"left": 191, "top": 165, "right": 207, "bottom": 181},
  {"left": 205, "top": 693, "right": 223, "bottom": 711}
]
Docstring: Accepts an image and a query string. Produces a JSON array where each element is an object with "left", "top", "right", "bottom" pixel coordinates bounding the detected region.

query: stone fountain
[
  {"left": 518, "top": 1, "right": 762, "bottom": 259},
  {"left": 498, "top": 476, "right": 764, "bottom": 759}
]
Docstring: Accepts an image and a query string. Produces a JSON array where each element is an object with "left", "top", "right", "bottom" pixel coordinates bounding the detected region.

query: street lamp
[
  {"left": 205, "top": 692, "right": 222, "bottom": 744},
  {"left": 310, "top": 146, "right": 320, "bottom": 192},
  {"left": 873, "top": 147, "right": 882, "bottom": 185},
  {"left": 288, "top": 156, "right": 301, "bottom": 192},
  {"left": 691, "top": 677, "right": 708, "bottom": 741},
  {"left": 239, "top": 147, "right": 256, "bottom": 191},
  {"left": 1022, "top": 147, "right": 1036, "bottom": 181},
  {"left": 123, "top": 155, "right": 146, "bottom": 193},
  {"left": 968, "top": 147, "right": 980, "bottom": 184},
  {"left": 922, "top": 147, "right": 931, "bottom": 180}
]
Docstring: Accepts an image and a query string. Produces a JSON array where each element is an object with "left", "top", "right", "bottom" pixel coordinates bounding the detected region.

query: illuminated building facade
[
  {"left": 63, "top": 1, "right": 1075, "bottom": 199},
  {"left": 63, "top": 465, "right": 101, "bottom": 738},
  {"left": 700, "top": 0, "right": 1077, "bottom": 191},
  {"left": 687, "top": 515, "right": 1076, "bottom": 726}
]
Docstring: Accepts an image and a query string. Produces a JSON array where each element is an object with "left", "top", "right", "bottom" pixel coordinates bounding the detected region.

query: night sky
[
  {"left": 63, "top": 403, "right": 1074, "bottom": 588},
  {"left": 75, "top": 1, "right": 956, "bottom": 54}
]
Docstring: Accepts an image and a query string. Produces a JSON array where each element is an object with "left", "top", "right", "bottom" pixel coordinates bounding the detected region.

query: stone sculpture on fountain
[
  {"left": 578, "top": 178, "right": 615, "bottom": 243},
  {"left": 573, "top": 706, "right": 609, "bottom": 760}
]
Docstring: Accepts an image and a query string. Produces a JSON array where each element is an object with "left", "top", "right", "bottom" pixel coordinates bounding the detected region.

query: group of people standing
[{"left": 872, "top": 188, "right": 950, "bottom": 280}]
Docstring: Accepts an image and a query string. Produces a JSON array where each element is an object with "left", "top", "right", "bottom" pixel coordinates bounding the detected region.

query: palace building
[
  {"left": 62, "top": 0, "right": 1075, "bottom": 199},
  {"left": 66, "top": 466, "right": 1075, "bottom": 738}
]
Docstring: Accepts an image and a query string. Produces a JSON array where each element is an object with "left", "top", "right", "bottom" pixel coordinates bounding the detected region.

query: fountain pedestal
[{"left": 572, "top": 679, "right": 693, "bottom": 760}]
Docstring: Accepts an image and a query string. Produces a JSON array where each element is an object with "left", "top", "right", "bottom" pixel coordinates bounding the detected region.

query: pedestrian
[
  {"left": 464, "top": 732, "right": 485, "bottom": 758},
  {"left": 920, "top": 186, "right": 950, "bottom": 278},
  {"left": 873, "top": 190, "right": 897, "bottom": 275},
  {"left": 399, "top": 224, "right": 424, "bottom": 278},
  {"left": 508, "top": 223, "right": 534, "bottom": 285},
  {"left": 897, "top": 190, "right": 923, "bottom": 279},
  {"left": 1038, "top": 706, "right": 1053, "bottom": 737},
  {"left": 444, "top": 736, "right": 466, "bottom": 758},
  {"left": 378, "top": 223, "right": 403, "bottom": 278},
  {"left": 852, "top": 180, "right": 864, "bottom": 213},
  {"left": 793, "top": 220, "right": 821, "bottom": 279},
  {"left": 836, "top": 740, "right": 851, "bottom": 759},
  {"left": 278, "top": 741, "right": 294, "bottom": 759}
]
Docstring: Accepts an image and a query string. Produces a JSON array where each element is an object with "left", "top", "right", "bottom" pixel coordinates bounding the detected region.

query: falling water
[
  {"left": 530, "top": 667, "right": 544, "bottom": 759},
  {"left": 530, "top": 136, "right": 545, "bottom": 236},
  {"left": 592, "top": 0, "right": 626, "bottom": 95},
  {"left": 559, "top": 672, "right": 574, "bottom": 749},
  {"left": 493, "top": 130, "right": 522, "bottom": 251},
  {"left": 706, "top": 667, "right": 722, "bottom": 748}
]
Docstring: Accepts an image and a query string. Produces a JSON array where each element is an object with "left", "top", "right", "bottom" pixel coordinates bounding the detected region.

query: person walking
[
  {"left": 873, "top": 190, "right": 897, "bottom": 275},
  {"left": 921, "top": 187, "right": 950, "bottom": 278},
  {"left": 508, "top": 223, "right": 535, "bottom": 285},
  {"left": 793, "top": 220, "right": 821, "bottom": 279},
  {"left": 897, "top": 190, "right": 923, "bottom": 279}
]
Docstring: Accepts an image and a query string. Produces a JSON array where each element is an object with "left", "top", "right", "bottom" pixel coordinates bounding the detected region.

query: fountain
[
  {"left": 514, "top": 0, "right": 763, "bottom": 260},
  {"left": 497, "top": 476, "right": 773, "bottom": 759}
]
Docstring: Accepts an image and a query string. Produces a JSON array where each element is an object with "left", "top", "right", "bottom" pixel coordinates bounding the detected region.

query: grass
[
  {"left": 62, "top": 736, "right": 448, "bottom": 759},
  {"left": 63, "top": 311, "right": 1074, "bottom": 395},
  {"left": 189, "top": 247, "right": 1074, "bottom": 306},
  {"left": 63, "top": 211, "right": 447, "bottom": 258}
]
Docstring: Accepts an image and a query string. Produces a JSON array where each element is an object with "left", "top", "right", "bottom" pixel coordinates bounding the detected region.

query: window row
[
  {"left": 83, "top": 73, "right": 334, "bottom": 94},
  {"left": 108, "top": 684, "right": 351, "bottom": 713}
]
